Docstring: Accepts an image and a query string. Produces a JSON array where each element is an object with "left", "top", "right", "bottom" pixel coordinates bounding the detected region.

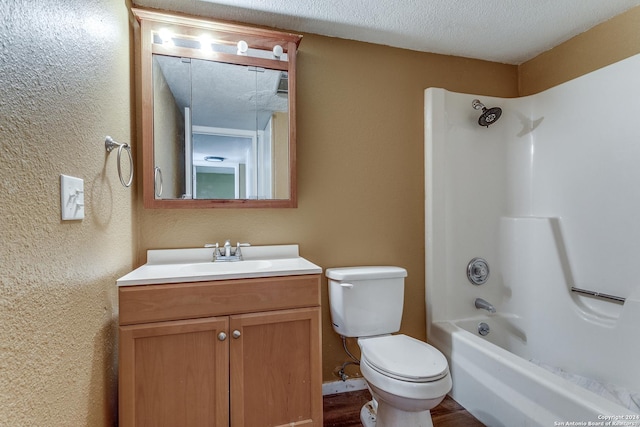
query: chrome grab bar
[{"left": 570, "top": 287, "right": 625, "bottom": 304}]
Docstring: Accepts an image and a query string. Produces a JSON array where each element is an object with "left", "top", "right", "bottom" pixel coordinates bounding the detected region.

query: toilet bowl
[
  {"left": 325, "top": 266, "right": 452, "bottom": 427},
  {"left": 358, "top": 334, "right": 451, "bottom": 427}
]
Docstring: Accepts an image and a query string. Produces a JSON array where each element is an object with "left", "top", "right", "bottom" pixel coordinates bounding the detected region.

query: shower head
[
  {"left": 472, "top": 99, "right": 502, "bottom": 127},
  {"left": 479, "top": 107, "right": 502, "bottom": 127}
]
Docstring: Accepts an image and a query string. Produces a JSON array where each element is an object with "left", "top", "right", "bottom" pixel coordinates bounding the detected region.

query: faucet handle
[
  {"left": 205, "top": 243, "right": 220, "bottom": 254},
  {"left": 234, "top": 242, "right": 250, "bottom": 257},
  {"left": 205, "top": 243, "right": 221, "bottom": 260}
]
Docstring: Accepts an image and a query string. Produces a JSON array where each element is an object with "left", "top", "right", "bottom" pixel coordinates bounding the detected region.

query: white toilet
[{"left": 326, "top": 266, "right": 452, "bottom": 427}]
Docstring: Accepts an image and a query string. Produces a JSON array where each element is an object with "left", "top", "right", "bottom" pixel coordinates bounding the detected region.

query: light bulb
[
  {"left": 199, "top": 35, "right": 213, "bottom": 51},
  {"left": 273, "top": 44, "right": 284, "bottom": 58},
  {"left": 158, "top": 29, "right": 173, "bottom": 45},
  {"left": 237, "top": 40, "right": 248, "bottom": 55}
]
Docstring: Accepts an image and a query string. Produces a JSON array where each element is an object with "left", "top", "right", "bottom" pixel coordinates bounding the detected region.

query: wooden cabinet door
[
  {"left": 119, "top": 317, "right": 230, "bottom": 427},
  {"left": 229, "top": 307, "right": 322, "bottom": 427}
]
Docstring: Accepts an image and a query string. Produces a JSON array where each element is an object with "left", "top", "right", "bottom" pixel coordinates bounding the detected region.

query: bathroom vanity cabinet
[{"left": 118, "top": 274, "right": 322, "bottom": 427}]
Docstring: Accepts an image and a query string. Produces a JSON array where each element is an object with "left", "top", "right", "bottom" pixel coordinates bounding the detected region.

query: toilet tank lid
[{"left": 325, "top": 266, "right": 407, "bottom": 281}]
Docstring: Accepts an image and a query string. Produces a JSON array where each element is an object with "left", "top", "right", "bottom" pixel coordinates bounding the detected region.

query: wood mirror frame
[{"left": 132, "top": 8, "right": 302, "bottom": 208}]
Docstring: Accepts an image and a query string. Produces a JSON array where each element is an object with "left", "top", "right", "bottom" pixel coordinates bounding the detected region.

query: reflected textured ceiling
[
  {"left": 154, "top": 56, "right": 286, "bottom": 130},
  {"left": 135, "top": 0, "right": 640, "bottom": 64}
]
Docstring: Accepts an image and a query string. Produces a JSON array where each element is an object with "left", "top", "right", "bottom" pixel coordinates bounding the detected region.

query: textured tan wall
[
  {"left": 0, "top": 1, "right": 135, "bottom": 426},
  {"left": 135, "top": 35, "right": 519, "bottom": 382},
  {"left": 519, "top": 6, "right": 640, "bottom": 96}
]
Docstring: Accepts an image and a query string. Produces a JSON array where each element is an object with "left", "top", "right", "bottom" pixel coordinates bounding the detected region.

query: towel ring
[{"left": 105, "top": 136, "right": 133, "bottom": 188}]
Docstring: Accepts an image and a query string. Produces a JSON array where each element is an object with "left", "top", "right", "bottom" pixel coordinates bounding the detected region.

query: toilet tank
[{"left": 326, "top": 266, "right": 407, "bottom": 337}]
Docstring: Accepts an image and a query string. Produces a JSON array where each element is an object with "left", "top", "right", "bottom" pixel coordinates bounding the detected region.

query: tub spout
[{"left": 475, "top": 298, "right": 496, "bottom": 313}]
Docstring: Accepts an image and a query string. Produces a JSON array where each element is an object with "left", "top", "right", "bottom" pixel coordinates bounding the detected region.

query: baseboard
[{"left": 322, "top": 378, "right": 368, "bottom": 395}]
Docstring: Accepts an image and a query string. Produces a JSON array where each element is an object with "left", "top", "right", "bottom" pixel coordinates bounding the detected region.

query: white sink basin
[
  {"left": 179, "top": 260, "right": 273, "bottom": 275},
  {"left": 116, "top": 245, "right": 322, "bottom": 286}
]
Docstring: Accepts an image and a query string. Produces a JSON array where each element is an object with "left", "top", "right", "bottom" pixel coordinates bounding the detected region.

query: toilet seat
[{"left": 359, "top": 335, "right": 448, "bottom": 382}]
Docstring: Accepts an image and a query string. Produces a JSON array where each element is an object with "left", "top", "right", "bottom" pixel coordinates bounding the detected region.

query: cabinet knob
[
  {"left": 232, "top": 330, "right": 241, "bottom": 339},
  {"left": 218, "top": 332, "right": 227, "bottom": 341}
]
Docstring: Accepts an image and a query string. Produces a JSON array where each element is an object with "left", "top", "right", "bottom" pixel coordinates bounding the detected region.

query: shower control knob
[
  {"left": 232, "top": 330, "right": 241, "bottom": 339},
  {"left": 467, "top": 257, "right": 490, "bottom": 285},
  {"left": 218, "top": 332, "right": 227, "bottom": 341},
  {"left": 473, "top": 265, "right": 487, "bottom": 276}
]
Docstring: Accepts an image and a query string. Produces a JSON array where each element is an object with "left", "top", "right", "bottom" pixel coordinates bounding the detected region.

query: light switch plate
[{"left": 60, "top": 174, "right": 84, "bottom": 220}]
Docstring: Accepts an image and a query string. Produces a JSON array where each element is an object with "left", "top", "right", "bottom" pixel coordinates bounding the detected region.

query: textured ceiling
[{"left": 135, "top": 0, "right": 640, "bottom": 64}]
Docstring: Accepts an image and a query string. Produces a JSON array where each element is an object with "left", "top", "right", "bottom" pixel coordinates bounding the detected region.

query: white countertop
[{"left": 116, "top": 244, "right": 322, "bottom": 286}]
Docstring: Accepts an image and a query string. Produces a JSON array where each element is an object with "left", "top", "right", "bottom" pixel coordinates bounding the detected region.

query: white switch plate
[{"left": 60, "top": 174, "right": 84, "bottom": 221}]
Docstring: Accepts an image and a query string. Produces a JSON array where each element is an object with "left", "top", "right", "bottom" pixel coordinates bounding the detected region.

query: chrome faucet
[
  {"left": 475, "top": 298, "right": 496, "bottom": 313},
  {"left": 205, "top": 241, "right": 250, "bottom": 262}
]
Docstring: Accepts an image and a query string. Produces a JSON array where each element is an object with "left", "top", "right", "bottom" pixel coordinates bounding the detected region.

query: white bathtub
[
  {"left": 425, "top": 57, "right": 640, "bottom": 426},
  {"left": 429, "top": 316, "right": 639, "bottom": 427}
]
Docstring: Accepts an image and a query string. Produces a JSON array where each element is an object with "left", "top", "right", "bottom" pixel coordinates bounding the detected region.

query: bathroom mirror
[{"left": 132, "top": 8, "right": 302, "bottom": 208}]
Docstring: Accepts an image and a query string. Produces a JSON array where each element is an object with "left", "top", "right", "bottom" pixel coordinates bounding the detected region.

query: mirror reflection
[{"left": 152, "top": 54, "right": 290, "bottom": 200}]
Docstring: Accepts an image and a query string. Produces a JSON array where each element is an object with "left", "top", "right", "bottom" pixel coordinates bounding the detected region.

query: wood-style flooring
[{"left": 323, "top": 389, "right": 485, "bottom": 427}]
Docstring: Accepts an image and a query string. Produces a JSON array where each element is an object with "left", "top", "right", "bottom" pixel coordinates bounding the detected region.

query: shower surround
[{"left": 425, "top": 53, "right": 640, "bottom": 425}]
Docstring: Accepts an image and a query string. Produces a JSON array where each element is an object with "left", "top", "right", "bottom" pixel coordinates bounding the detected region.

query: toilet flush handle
[{"left": 340, "top": 282, "right": 354, "bottom": 288}]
